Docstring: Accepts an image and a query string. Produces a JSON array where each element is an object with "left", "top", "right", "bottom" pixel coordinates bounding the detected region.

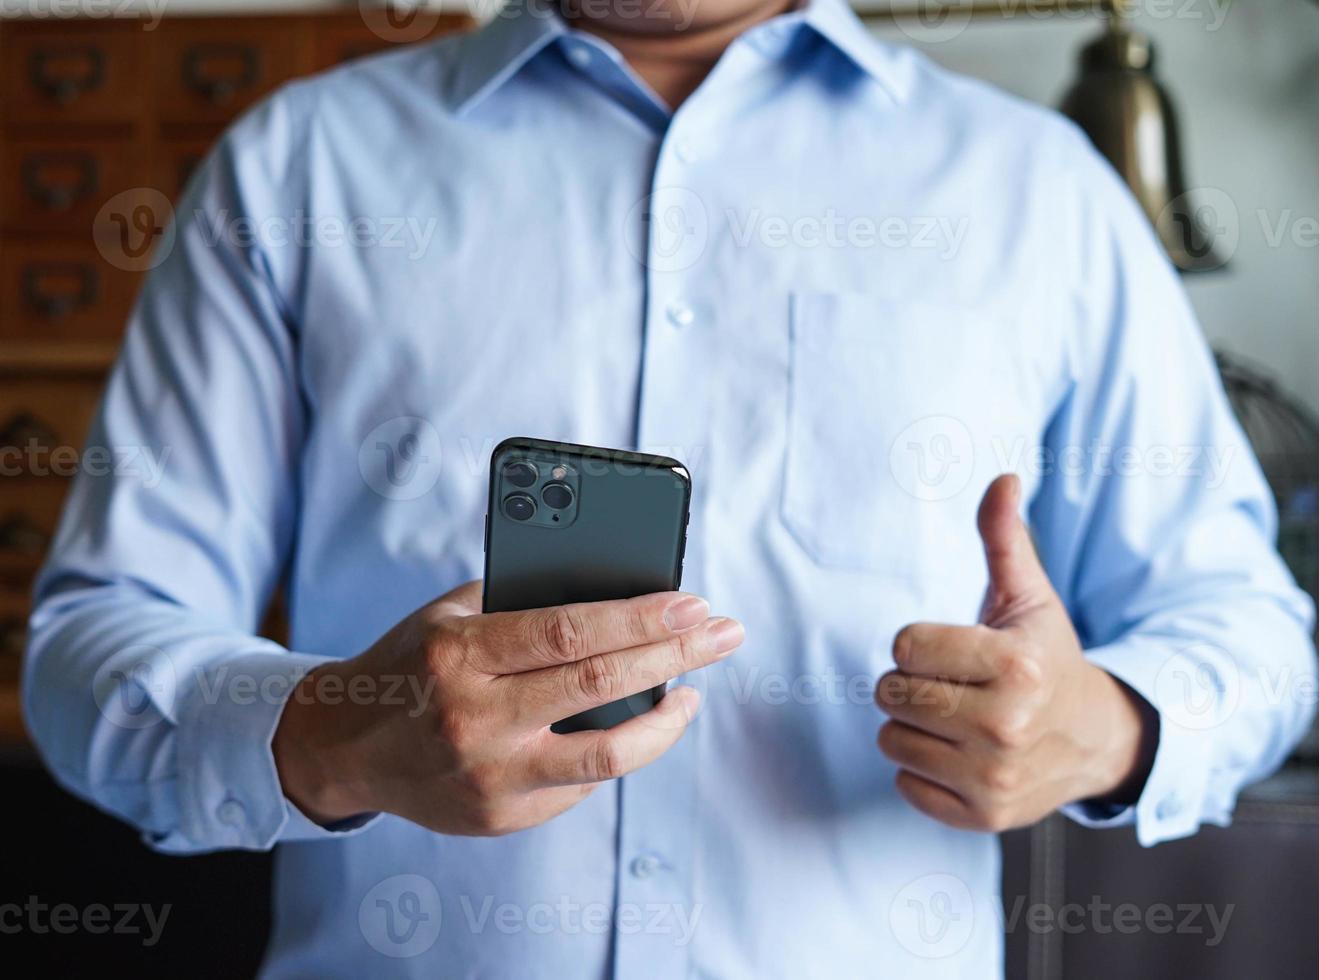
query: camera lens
[
  {"left": 541, "top": 482, "right": 574, "bottom": 510},
  {"left": 502, "top": 460, "right": 538, "bottom": 488},
  {"left": 502, "top": 492, "right": 536, "bottom": 521}
]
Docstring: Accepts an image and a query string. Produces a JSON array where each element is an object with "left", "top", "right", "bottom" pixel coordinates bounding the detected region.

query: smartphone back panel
[{"left": 482, "top": 437, "right": 691, "bottom": 732}]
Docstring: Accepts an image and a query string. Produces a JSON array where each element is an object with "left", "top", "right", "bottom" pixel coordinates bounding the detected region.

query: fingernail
[
  {"left": 680, "top": 688, "right": 701, "bottom": 722},
  {"left": 664, "top": 595, "right": 709, "bottom": 632},
  {"left": 708, "top": 617, "right": 745, "bottom": 656}
]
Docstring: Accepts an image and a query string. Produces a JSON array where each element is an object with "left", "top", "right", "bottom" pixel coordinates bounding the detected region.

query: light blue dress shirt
[{"left": 24, "top": 0, "right": 1316, "bottom": 976}]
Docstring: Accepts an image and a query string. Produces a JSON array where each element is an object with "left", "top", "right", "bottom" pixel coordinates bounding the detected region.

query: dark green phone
[{"left": 482, "top": 436, "right": 692, "bottom": 734}]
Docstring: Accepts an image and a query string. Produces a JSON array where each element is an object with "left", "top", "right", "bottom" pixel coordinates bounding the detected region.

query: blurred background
[{"left": 0, "top": 0, "right": 1316, "bottom": 976}]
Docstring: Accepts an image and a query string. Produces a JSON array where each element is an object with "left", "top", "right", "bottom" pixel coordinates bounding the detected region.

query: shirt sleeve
[
  {"left": 22, "top": 83, "right": 380, "bottom": 853},
  {"left": 1040, "top": 127, "right": 1317, "bottom": 846}
]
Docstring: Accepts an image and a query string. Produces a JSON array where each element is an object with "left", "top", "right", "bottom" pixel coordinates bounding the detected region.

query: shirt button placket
[{"left": 612, "top": 136, "right": 711, "bottom": 980}]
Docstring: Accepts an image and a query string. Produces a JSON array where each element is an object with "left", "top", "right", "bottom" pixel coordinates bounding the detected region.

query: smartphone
[{"left": 482, "top": 436, "right": 692, "bottom": 734}]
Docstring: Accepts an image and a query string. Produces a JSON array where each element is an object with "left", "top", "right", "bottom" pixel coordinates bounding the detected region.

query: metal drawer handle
[
  {"left": 21, "top": 152, "right": 100, "bottom": 212},
  {"left": 21, "top": 263, "right": 100, "bottom": 320},
  {"left": 0, "top": 413, "right": 60, "bottom": 453},
  {"left": 30, "top": 45, "right": 107, "bottom": 105},
  {"left": 182, "top": 43, "right": 260, "bottom": 105},
  {"left": 0, "top": 514, "right": 49, "bottom": 557}
]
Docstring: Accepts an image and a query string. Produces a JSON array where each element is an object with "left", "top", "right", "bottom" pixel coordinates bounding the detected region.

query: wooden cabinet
[
  {"left": 0, "top": 19, "right": 149, "bottom": 127},
  {"left": 0, "top": 239, "right": 141, "bottom": 341},
  {"left": 0, "top": 8, "right": 474, "bottom": 742},
  {"left": 154, "top": 18, "right": 309, "bottom": 126}
]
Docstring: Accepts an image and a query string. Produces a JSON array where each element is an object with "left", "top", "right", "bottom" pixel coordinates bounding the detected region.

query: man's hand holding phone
[{"left": 274, "top": 582, "right": 743, "bottom": 836}]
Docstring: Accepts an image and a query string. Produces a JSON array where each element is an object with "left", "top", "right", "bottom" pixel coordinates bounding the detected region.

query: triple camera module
[{"left": 499, "top": 457, "right": 579, "bottom": 528}]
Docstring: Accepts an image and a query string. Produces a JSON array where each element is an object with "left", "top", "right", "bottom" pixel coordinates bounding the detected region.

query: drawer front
[
  {"left": 156, "top": 19, "right": 308, "bottom": 125},
  {"left": 311, "top": 13, "right": 472, "bottom": 71},
  {"left": 0, "top": 239, "right": 139, "bottom": 343},
  {"left": 1, "top": 137, "right": 145, "bottom": 237},
  {"left": 0, "top": 479, "right": 68, "bottom": 593},
  {"left": 157, "top": 135, "right": 221, "bottom": 203},
  {"left": 0, "top": 20, "right": 147, "bottom": 126},
  {"left": 0, "top": 378, "right": 106, "bottom": 479}
]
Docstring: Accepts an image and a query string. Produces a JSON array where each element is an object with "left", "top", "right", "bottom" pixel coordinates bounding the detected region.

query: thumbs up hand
[{"left": 875, "top": 475, "right": 1156, "bottom": 832}]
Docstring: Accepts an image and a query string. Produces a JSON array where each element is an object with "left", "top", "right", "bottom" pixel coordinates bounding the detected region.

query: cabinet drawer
[
  {"left": 158, "top": 135, "right": 221, "bottom": 203},
  {"left": 0, "top": 240, "right": 139, "bottom": 344},
  {"left": 156, "top": 19, "right": 308, "bottom": 125},
  {"left": 0, "top": 378, "right": 106, "bottom": 479},
  {"left": 1, "top": 137, "right": 145, "bottom": 237},
  {"left": 0, "top": 480, "right": 67, "bottom": 593},
  {"left": 0, "top": 20, "right": 147, "bottom": 127}
]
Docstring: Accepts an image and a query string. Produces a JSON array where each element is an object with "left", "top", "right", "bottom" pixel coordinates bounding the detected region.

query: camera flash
[{"left": 551, "top": 465, "right": 568, "bottom": 480}]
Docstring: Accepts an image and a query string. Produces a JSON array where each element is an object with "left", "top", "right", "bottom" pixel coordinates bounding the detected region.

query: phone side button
[{"left": 484, "top": 512, "right": 490, "bottom": 552}]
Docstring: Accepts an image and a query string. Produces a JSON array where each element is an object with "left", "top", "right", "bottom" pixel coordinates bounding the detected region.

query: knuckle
[
  {"left": 539, "top": 607, "right": 588, "bottom": 663},
  {"left": 427, "top": 618, "right": 474, "bottom": 672},
  {"left": 435, "top": 708, "right": 477, "bottom": 755},
  {"left": 587, "top": 736, "right": 629, "bottom": 782},
  {"left": 673, "top": 626, "right": 706, "bottom": 668},
  {"left": 983, "top": 761, "right": 1021, "bottom": 796},
  {"left": 1000, "top": 643, "right": 1045, "bottom": 688},
  {"left": 984, "top": 706, "right": 1034, "bottom": 750},
  {"left": 573, "top": 655, "right": 620, "bottom": 705},
  {"left": 626, "top": 600, "right": 652, "bottom": 644}
]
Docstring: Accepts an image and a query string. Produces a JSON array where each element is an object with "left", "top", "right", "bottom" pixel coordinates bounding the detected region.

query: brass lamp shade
[{"left": 1060, "top": 22, "right": 1227, "bottom": 272}]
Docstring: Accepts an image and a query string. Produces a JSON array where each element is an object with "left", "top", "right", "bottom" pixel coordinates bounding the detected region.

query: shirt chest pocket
[{"left": 782, "top": 290, "right": 1024, "bottom": 573}]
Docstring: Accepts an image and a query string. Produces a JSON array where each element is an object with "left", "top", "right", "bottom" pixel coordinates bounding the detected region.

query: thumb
[{"left": 976, "top": 474, "right": 1049, "bottom": 612}]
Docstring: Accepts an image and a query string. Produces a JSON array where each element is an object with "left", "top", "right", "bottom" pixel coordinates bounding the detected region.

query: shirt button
[
  {"left": 673, "top": 138, "right": 696, "bottom": 164},
  {"left": 665, "top": 300, "right": 695, "bottom": 329},
  {"left": 217, "top": 797, "right": 247, "bottom": 827},
  {"left": 1156, "top": 795, "right": 1183, "bottom": 820},
  {"left": 566, "top": 44, "right": 592, "bottom": 69},
  {"left": 630, "top": 853, "right": 664, "bottom": 879}
]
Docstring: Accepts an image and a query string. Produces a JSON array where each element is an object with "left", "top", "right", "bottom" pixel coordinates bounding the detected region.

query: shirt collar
[
  {"left": 450, "top": 0, "right": 910, "bottom": 115},
  {"left": 450, "top": 0, "right": 566, "bottom": 114},
  {"left": 798, "top": 0, "right": 912, "bottom": 103}
]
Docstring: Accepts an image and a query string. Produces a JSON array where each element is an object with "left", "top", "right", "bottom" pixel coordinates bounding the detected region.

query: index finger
[
  {"left": 467, "top": 592, "right": 711, "bottom": 674},
  {"left": 892, "top": 623, "right": 1008, "bottom": 683}
]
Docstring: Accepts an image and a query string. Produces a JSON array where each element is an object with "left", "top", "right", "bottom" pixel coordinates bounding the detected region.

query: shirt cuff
[
  {"left": 1059, "top": 638, "right": 1220, "bottom": 847},
  {"left": 175, "top": 650, "right": 382, "bottom": 850}
]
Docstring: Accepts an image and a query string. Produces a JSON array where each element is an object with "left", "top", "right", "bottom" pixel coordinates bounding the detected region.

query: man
[{"left": 24, "top": 0, "right": 1316, "bottom": 976}]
